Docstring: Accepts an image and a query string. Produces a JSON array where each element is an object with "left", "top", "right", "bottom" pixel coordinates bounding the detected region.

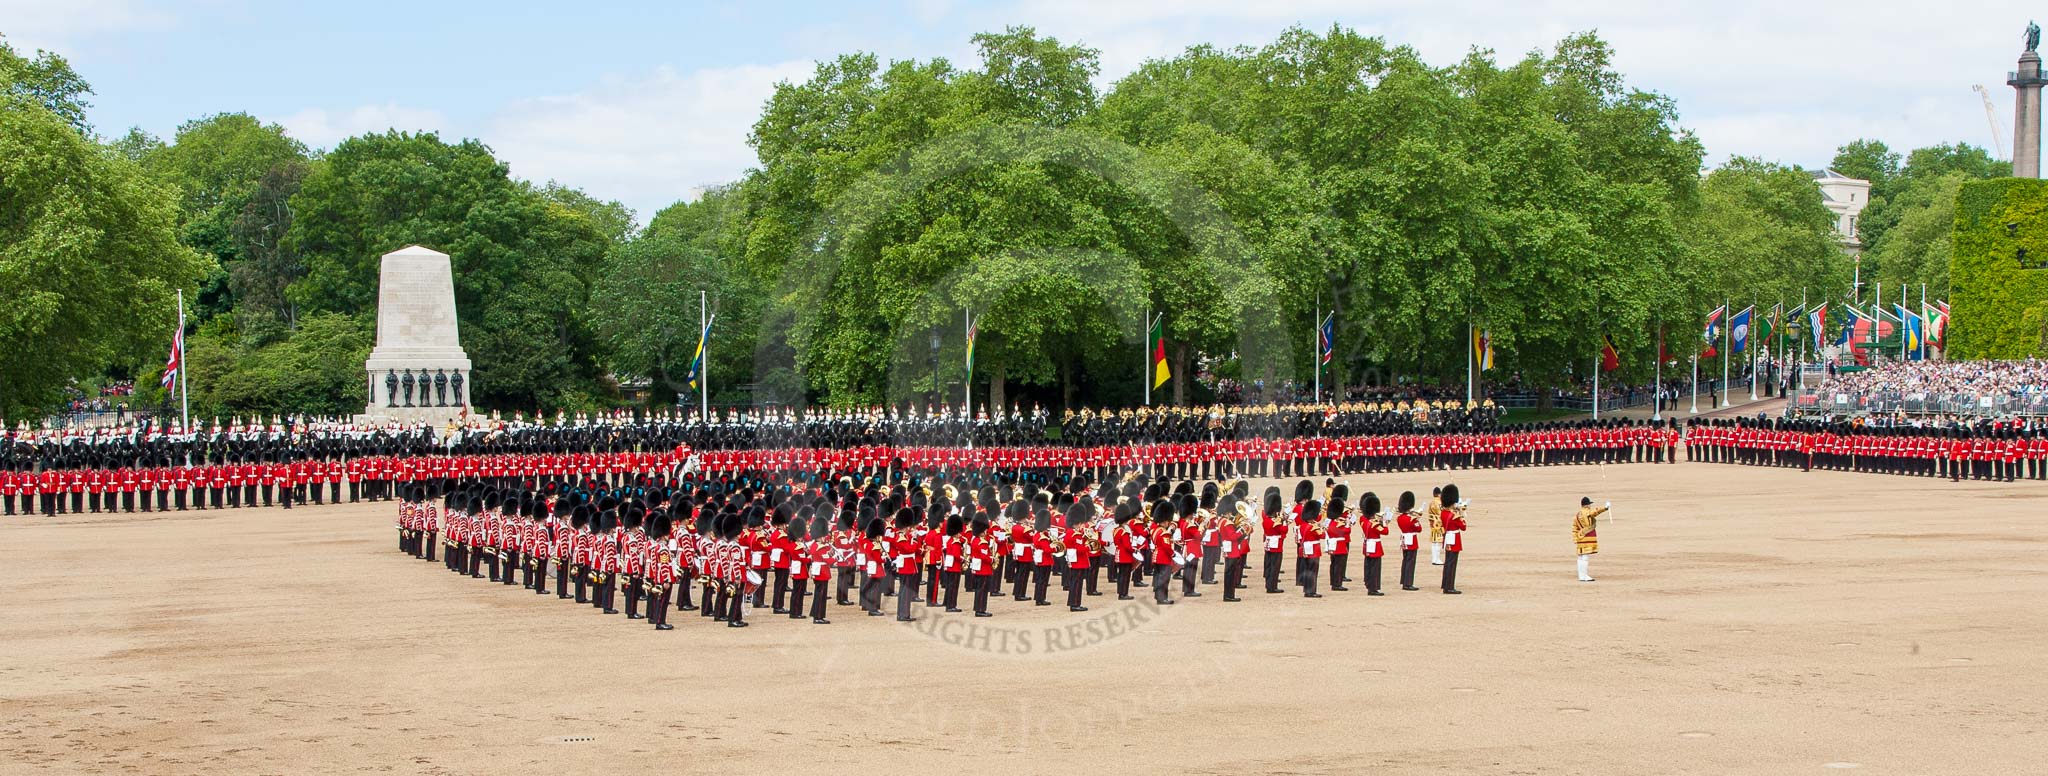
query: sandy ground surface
[{"left": 4, "top": 460, "right": 2045, "bottom": 776}]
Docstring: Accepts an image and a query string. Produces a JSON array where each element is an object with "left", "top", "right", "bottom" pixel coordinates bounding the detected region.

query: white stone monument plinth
[{"left": 359, "top": 245, "right": 472, "bottom": 426}]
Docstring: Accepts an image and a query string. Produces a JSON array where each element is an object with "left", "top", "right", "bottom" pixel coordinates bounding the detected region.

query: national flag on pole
[
  {"left": 1730, "top": 306, "right": 1753, "bottom": 353},
  {"left": 1149, "top": 314, "right": 1170, "bottom": 390},
  {"left": 1922, "top": 302, "right": 1946, "bottom": 344},
  {"left": 1896, "top": 304, "right": 1922, "bottom": 356},
  {"left": 1702, "top": 305, "right": 1725, "bottom": 358},
  {"left": 965, "top": 313, "right": 979, "bottom": 372},
  {"left": 1600, "top": 333, "right": 1621, "bottom": 372},
  {"left": 160, "top": 323, "right": 184, "bottom": 388},
  {"left": 1317, "top": 313, "right": 1335, "bottom": 366},
  {"left": 1756, "top": 305, "right": 1777, "bottom": 349},
  {"left": 1807, "top": 302, "right": 1828, "bottom": 351},
  {"left": 686, "top": 313, "right": 716, "bottom": 391},
  {"left": 1473, "top": 328, "right": 1495, "bottom": 371},
  {"left": 1835, "top": 306, "right": 1861, "bottom": 347}
]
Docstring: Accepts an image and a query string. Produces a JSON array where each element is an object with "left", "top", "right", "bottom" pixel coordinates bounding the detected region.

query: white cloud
[
  {"left": 0, "top": 0, "right": 172, "bottom": 53},
  {"left": 481, "top": 60, "right": 814, "bottom": 220},
  {"left": 275, "top": 103, "right": 450, "bottom": 150}
]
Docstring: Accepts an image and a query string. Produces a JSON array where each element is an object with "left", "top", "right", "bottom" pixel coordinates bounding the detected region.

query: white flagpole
[
  {"left": 1592, "top": 344, "right": 1600, "bottom": 420},
  {"left": 1749, "top": 301, "right": 1759, "bottom": 401},
  {"left": 1721, "top": 298, "right": 1730, "bottom": 408},
  {"left": 1313, "top": 299, "right": 1321, "bottom": 406},
  {"left": 699, "top": 289, "right": 708, "bottom": 424},
  {"left": 1689, "top": 354, "right": 1699, "bottom": 414},
  {"left": 176, "top": 289, "right": 190, "bottom": 435},
  {"left": 964, "top": 308, "right": 973, "bottom": 413},
  {"left": 1142, "top": 309, "right": 1150, "bottom": 407},
  {"left": 1653, "top": 325, "right": 1662, "bottom": 421},
  {"left": 1466, "top": 322, "right": 1474, "bottom": 407}
]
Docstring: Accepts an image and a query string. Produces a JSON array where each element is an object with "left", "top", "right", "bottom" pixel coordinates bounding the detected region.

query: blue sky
[{"left": 6, "top": 0, "right": 2038, "bottom": 221}]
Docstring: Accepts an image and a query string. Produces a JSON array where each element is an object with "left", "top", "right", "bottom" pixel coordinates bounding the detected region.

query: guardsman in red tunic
[
  {"left": 1219, "top": 496, "right": 1251, "bottom": 601},
  {"left": 1440, "top": 484, "right": 1466, "bottom": 595},
  {"left": 645, "top": 513, "right": 676, "bottom": 630},
  {"left": 1111, "top": 502, "right": 1143, "bottom": 599},
  {"left": 1396, "top": 491, "right": 1422, "bottom": 591},
  {"left": 1360, "top": 492, "right": 1389, "bottom": 596},
  {"left": 1147, "top": 499, "right": 1179, "bottom": 605},
  {"left": 856, "top": 514, "right": 888, "bottom": 616},
  {"left": 86, "top": 468, "right": 103, "bottom": 514},
  {"left": 1326, "top": 484, "right": 1353, "bottom": 591},
  {"left": 721, "top": 510, "right": 751, "bottom": 628},
  {"left": 1296, "top": 498, "right": 1325, "bottom": 598},
  {"left": 1061, "top": 503, "right": 1093, "bottom": 612},
  {"left": 120, "top": 467, "right": 138, "bottom": 513},
  {"left": 39, "top": 468, "right": 60, "bottom": 516},
  {"left": 890, "top": 507, "right": 924, "bottom": 621},
  {"left": 1260, "top": 488, "right": 1288, "bottom": 594},
  {"left": 967, "top": 514, "right": 996, "bottom": 616},
  {"left": 832, "top": 511, "right": 859, "bottom": 605},
  {"left": 800, "top": 516, "right": 833, "bottom": 624}
]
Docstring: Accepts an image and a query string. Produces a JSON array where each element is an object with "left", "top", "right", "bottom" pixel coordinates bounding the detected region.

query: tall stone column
[
  {"left": 2011, "top": 50, "right": 2044, "bottom": 178},
  {"left": 360, "top": 245, "right": 472, "bottom": 426}
]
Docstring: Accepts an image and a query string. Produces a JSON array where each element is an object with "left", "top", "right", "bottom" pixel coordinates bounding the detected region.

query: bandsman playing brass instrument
[
  {"left": 1360, "top": 492, "right": 1388, "bottom": 596},
  {"left": 1427, "top": 486, "right": 1446, "bottom": 566}
]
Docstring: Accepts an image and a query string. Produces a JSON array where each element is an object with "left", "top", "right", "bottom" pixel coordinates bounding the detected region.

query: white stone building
[{"left": 1809, "top": 168, "right": 1872, "bottom": 251}]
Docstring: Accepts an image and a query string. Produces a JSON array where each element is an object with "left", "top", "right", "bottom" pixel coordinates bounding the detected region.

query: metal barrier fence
[
  {"left": 1786, "top": 389, "right": 2048, "bottom": 418},
  {"left": 1490, "top": 392, "right": 1644, "bottom": 413}
]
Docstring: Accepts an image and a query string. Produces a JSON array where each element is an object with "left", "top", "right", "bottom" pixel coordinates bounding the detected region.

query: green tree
[
  {"left": 1830, "top": 139, "right": 1899, "bottom": 189},
  {"left": 1682, "top": 158, "right": 1849, "bottom": 343},
  {"left": 287, "top": 131, "right": 613, "bottom": 410},
  {"left": 592, "top": 186, "right": 754, "bottom": 406},
  {"left": 1870, "top": 172, "right": 1965, "bottom": 297},
  {"left": 1, "top": 35, "right": 92, "bottom": 132},
  {"left": 0, "top": 91, "right": 208, "bottom": 419},
  {"left": 1849, "top": 141, "right": 2005, "bottom": 280},
  {"left": 142, "top": 113, "right": 312, "bottom": 324}
]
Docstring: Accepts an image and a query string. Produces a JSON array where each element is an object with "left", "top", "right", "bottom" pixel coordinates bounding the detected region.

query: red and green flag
[{"left": 1150, "top": 314, "right": 1171, "bottom": 389}]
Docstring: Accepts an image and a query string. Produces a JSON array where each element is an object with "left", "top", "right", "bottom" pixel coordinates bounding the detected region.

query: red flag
[{"left": 1600, "top": 334, "right": 1620, "bottom": 372}]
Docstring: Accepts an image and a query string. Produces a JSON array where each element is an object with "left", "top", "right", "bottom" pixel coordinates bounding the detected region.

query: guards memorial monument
[{"left": 360, "top": 245, "right": 473, "bottom": 425}]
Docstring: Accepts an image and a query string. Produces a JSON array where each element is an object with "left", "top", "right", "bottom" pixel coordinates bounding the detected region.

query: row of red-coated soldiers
[
  {"left": 0, "top": 454, "right": 682, "bottom": 517},
  {"left": 390, "top": 476, "right": 1476, "bottom": 631},
  {"left": 2, "top": 463, "right": 329, "bottom": 516},
  {"left": 694, "top": 428, "right": 1674, "bottom": 481},
  {"left": 1685, "top": 424, "right": 2048, "bottom": 482}
]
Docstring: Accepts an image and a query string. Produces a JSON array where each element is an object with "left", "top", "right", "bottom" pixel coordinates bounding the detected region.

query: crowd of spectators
[{"left": 1809, "top": 359, "right": 2048, "bottom": 400}]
